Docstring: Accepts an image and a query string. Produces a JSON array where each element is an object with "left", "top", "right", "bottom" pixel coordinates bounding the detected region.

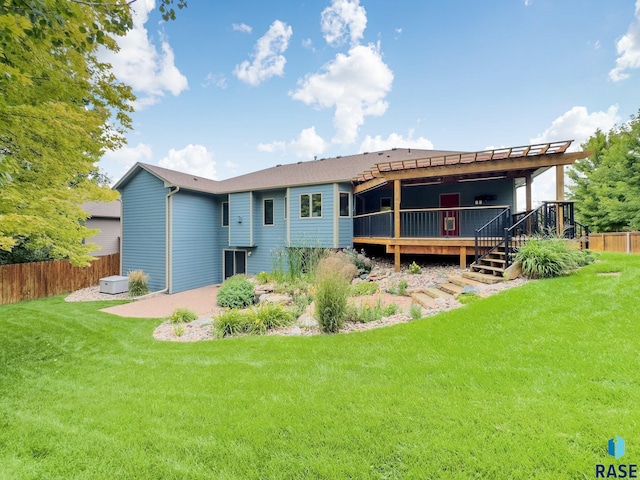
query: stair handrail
[
  {"left": 503, "top": 204, "right": 547, "bottom": 267},
  {"left": 474, "top": 207, "right": 511, "bottom": 264}
]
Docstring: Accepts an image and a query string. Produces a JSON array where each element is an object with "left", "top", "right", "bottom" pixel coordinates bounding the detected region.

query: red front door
[{"left": 440, "top": 193, "right": 460, "bottom": 236}]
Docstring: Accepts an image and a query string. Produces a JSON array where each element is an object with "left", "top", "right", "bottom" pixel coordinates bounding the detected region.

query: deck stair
[
  {"left": 470, "top": 246, "right": 509, "bottom": 277},
  {"left": 410, "top": 272, "right": 506, "bottom": 308}
]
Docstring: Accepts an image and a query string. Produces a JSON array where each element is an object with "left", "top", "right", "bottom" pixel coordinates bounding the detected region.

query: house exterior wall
[
  {"left": 119, "top": 169, "right": 167, "bottom": 292},
  {"left": 401, "top": 178, "right": 514, "bottom": 210},
  {"left": 229, "top": 192, "right": 252, "bottom": 247},
  {"left": 250, "top": 189, "right": 287, "bottom": 275},
  {"left": 338, "top": 184, "right": 353, "bottom": 248},
  {"left": 214, "top": 196, "right": 229, "bottom": 283},
  {"left": 170, "top": 191, "right": 217, "bottom": 293},
  {"left": 289, "top": 183, "right": 335, "bottom": 247},
  {"left": 86, "top": 218, "right": 120, "bottom": 256}
]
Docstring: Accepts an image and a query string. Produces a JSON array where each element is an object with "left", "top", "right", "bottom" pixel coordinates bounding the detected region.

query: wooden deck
[{"left": 353, "top": 236, "right": 482, "bottom": 269}]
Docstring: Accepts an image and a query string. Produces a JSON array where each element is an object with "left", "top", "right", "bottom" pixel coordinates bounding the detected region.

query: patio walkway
[{"left": 101, "top": 284, "right": 222, "bottom": 319}]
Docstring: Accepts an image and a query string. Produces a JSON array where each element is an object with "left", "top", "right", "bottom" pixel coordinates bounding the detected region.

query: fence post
[{"left": 627, "top": 231, "right": 631, "bottom": 254}]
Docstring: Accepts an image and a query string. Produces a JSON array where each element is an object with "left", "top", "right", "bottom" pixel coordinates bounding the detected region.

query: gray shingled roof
[
  {"left": 120, "top": 148, "right": 465, "bottom": 195},
  {"left": 82, "top": 200, "right": 121, "bottom": 218}
]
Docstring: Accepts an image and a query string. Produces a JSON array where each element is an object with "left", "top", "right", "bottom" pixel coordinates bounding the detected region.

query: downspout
[{"left": 165, "top": 186, "right": 180, "bottom": 294}]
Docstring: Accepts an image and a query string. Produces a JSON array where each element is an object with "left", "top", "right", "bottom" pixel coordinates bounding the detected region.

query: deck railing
[
  {"left": 474, "top": 207, "right": 511, "bottom": 263},
  {"left": 353, "top": 206, "right": 509, "bottom": 239},
  {"left": 353, "top": 210, "right": 394, "bottom": 237}
]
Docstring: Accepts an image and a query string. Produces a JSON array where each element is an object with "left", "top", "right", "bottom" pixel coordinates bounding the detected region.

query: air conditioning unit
[{"left": 99, "top": 275, "right": 129, "bottom": 294}]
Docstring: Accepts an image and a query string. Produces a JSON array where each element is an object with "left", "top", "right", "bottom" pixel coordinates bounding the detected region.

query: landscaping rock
[
  {"left": 258, "top": 293, "right": 293, "bottom": 305},
  {"left": 297, "top": 312, "right": 318, "bottom": 328},
  {"left": 254, "top": 283, "right": 275, "bottom": 297},
  {"left": 461, "top": 285, "right": 479, "bottom": 294},
  {"left": 289, "top": 326, "right": 302, "bottom": 336},
  {"left": 351, "top": 277, "right": 364, "bottom": 285}
]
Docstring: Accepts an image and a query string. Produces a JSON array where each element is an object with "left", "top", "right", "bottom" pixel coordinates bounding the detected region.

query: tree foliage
[
  {"left": 0, "top": 0, "right": 185, "bottom": 265},
  {"left": 568, "top": 111, "right": 640, "bottom": 233}
]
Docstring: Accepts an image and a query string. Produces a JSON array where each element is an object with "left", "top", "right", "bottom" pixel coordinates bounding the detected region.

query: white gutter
[{"left": 166, "top": 186, "right": 180, "bottom": 294}]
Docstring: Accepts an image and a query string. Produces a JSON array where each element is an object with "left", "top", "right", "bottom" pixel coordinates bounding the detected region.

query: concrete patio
[{"left": 101, "top": 284, "right": 222, "bottom": 319}]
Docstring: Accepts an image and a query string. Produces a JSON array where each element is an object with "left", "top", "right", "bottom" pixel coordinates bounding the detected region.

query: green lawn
[{"left": 1, "top": 253, "right": 639, "bottom": 479}]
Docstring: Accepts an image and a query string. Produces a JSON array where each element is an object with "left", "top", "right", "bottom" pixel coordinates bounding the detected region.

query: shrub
[
  {"left": 286, "top": 245, "right": 327, "bottom": 279},
  {"left": 214, "top": 309, "right": 250, "bottom": 337},
  {"left": 350, "top": 281, "right": 378, "bottom": 296},
  {"left": 410, "top": 303, "right": 422, "bottom": 320},
  {"left": 217, "top": 275, "right": 255, "bottom": 308},
  {"left": 173, "top": 325, "right": 185, "bottom": 337},
  {"left": 388, "top": 280, "right": 408, "bottom": 296},
  {"left": 457, "top": 293, "right": 480, "bottom": 305},
  {"left": 291, "top": 292, "right": 312, "bottom": 318},
  {"left": 169, "top": 307, "right": 198, "bottom": 324},
  {"left": 314, "top": 256, "right": 352, "bottom": 333},
  {"left": 341, "top": 247, "right": 374, "bottom": 275},
  {"left": 247, "top": 304, "right": 295, "bottom": 334},
  {"left": 409, "top": 261, "right": 422, "bottom": 274},
  {"left": 346, "top": 299, "right": 400, "bottom": 323},
  {"left": 515, "top": 237, "right": 594, "bottom": 279},
  {"left": 256, "top": 271, "right": 270, "bottom": 284},
  {"left": 213, "top": 304, "right": 296, "bottom": 337},
  {"left": 128, "top": 270, "right": 149, "bottom": 297}
]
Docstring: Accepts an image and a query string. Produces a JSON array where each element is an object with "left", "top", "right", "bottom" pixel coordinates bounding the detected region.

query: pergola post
[{"left": 525, "top": 172, "right": 533, "bottom": 234}]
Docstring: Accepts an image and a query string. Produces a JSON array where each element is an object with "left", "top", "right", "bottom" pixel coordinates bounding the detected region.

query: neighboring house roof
[
  {"left": 113, "top": 148, "right": 464, "bottom": 195},
  {"left": 83, "top": 200, "right": 121, "bottom": 219}
]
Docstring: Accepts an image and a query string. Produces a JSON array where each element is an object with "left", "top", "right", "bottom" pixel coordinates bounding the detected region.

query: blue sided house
[{"left": 113, "top": 140, "right": 589, "bottom": 294}]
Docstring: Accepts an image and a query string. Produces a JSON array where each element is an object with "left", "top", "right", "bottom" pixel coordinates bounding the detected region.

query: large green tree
[
  {"left": 0, "top": 0, "right": 184, "bottom": 265},
  {"left": 568, "top": 111, "right": 640, "bottom": 232}
]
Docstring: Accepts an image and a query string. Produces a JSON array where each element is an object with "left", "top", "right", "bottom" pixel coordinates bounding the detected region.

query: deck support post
[
  {"left": 394, "top": 245, "right": 401, "bottom": 273},
  {"left": 525, "top": 172, "right": 533, "bottom": 234},
  {"left": 459, "top": 246, "right": 467, "bottom": 269},
  {"left": 556, "top": 165, "right": 565, "bottom": 235},
  {"left": 393, "top": 180, "right": 401, "bottom": 272}
]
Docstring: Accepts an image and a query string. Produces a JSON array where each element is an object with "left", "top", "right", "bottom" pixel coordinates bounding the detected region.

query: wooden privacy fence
[
  {"left": 0, "top": 253, "right": 120, "bottom": 305},
  {"left": 588, "top": 232, "right": 640, "bottom": 254}
]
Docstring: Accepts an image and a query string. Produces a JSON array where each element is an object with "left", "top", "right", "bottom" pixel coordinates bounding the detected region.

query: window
[
  {"left": 264, "top": 199, "right": 274, "bottom": 225},
  {"left": 339, "top": 192, "right": 350, "bottom": 217},
  {"left": 222, "top": 202, "right": 229, "bottom": 226},
  {"left": 380, "top": 197, "right": 392, "bottom": 211},
  {"left": 300, "top": 193, "right": 322, "bottom": 218}
]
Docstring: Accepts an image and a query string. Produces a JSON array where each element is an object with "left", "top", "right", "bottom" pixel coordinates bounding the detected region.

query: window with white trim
[
  {"left": 264, "top": 199, "right": 274, "bottom": 225},
  {"left": 222, "top": 202, "right": 229, "bottom": 226},
  {"left": 300, "top": 193, "right": 322, "bottom": 218},
  {"left": 339, "top": 192, "right": 350, "bottom": 217}
]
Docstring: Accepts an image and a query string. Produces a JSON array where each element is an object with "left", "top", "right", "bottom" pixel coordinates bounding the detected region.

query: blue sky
[{"left": 101, "top": 0, "right": 640, "bottom": 205}]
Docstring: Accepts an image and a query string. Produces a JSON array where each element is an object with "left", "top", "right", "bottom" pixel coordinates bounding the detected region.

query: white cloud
[
  {"left": 359, "top": 130, "right": 434, "bottom": 152},
  {"left": 302, "top": 38, "right": 315, "bottom": 51},
  {"left": 524, "top": 0, "right": 533, "bottom": 6},
  {"left": 202, "top": 73, "right": 228, "bottom": 89},
  {"left": 257, "top": 141, "right": 287, "bottom": 153},
  {"left": 291, "top": 43, "right": 393, "bottom": 145},
  {"left": 99, "top": 0, "right": 188, "bottom": 108},
  {"left": 232, "top": 23, "right": 252, "bottom": 34},
  {"left": 529, "top": 105, "right": 620, "bottom": 150},
  {"left": 234, "top": 20, "right": 293, "bottom": 86},
  {"left": 258, "top": 127, "right": 329, "bottom": 159},
  {"left": 158, "top": 144, "right": 217, "bottom": 180},
  {"left": 103, "top": 142, "right": 153, "bottom": 168},
  {"left": 321, "top": 0, "right": 367, "bottom": 47},
  {"left": 609, "top": 0, "right": 640, "bottom": 81},
  {"left": 518, "top": 105, "right": 621, "bottom": 208}
]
